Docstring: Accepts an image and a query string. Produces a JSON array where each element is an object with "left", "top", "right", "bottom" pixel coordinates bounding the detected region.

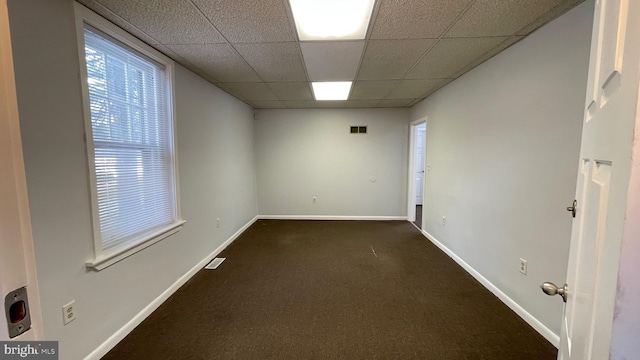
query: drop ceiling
[{"left": 77, "top": 0, "right": 585, "bottom": 109}]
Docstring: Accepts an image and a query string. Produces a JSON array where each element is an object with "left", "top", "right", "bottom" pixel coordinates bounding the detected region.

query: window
[{"left": 77, "top": 5, "right": 184, "bottom": 270}]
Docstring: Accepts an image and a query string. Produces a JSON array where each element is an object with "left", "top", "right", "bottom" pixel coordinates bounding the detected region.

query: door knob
[
  {"left": 566, "top": 200, "right": 577, "bottom": 218},
  {"left": 541, "top": 282, "right": 568, "bottom": 302}
]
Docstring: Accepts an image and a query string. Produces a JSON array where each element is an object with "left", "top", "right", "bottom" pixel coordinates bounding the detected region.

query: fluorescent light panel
[
  {"left": 312, "top": 81, "right": 352, "bottom": 100},
  {"left": 289, "top": 0, "right": 376, "bottom": 41}
]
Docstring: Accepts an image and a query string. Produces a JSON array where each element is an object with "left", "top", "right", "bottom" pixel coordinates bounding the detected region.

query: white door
[
  {"left": 552, "top": 1, "right": 639, "bottom": 359},
  {"left": 0, "top": 0, "right": 42, "bottom": 340},
  {"left": 415, "top": 125, "right": 426, "bottom": 205}
]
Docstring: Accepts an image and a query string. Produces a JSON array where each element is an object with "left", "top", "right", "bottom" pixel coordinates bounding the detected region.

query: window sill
[{"left": 86, "top": 219, "right": 186, "bottom": 271}]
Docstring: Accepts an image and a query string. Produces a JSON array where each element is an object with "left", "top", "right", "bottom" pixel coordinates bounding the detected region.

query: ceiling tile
[
  {"left": 282, "top": 100, "right": 386, "bottom": 109},
  {"left": 370, "top": 0, "right": 473, "bottom": 39},
  {"left": 408, "top": 98, "right": 425, "bottom": 107},
  {"left": 267, "top": 82, "right": 313, "bottom": 101},
  {"left": 515, "top": 0, "right": 585, "bottom": 35},
  {"left": 446, "top": 0, "right": 564, "bottom": 37},
  {"left": 346, "top": 100, "right": 385, "bottom": 108},
  {"left": 301, "top": 41, "right": 365, "bottom": 81},
  {"left": 316, "top": 100, "right": 381, "bottom": 108},
  {"left": 234, "top": 43, "right": 307, "bottom": 82},
  {"left": 386, "top": 79, "right": 450, "bottom": 99},
  {"left": 191, "top": 0, "right": 296, "bottom": 43},
  {"left": 350, "top": 81, "right": 400, "bottom": 100},
  {"left": 451, "top": 36, "right": 524, "bottom": 78},
  {"left": 250, "top": 100, "right": 286, "bottom": 109},
  {"left": 377, "top": 99, "right": 417, "bottom": 107},
  {"left": 213, "top": 82, "right": 236, "bottom": 95},
  {"left": 222, "top": 83, "right": 278, "bottom": 101},
  {"left": 357, "top": 39, "right": 435, "bottom": 80},
  {"left": 78, "top": 0, "right": 159, "bottom": 44},
  {"left": 95, "top": 0, "right": 225, "bottom": 44},
  {"left": 167, "top": 44, "right": 262, "bottom": 83},
  {"left": 405, "top": 38, "right": 507, "bottom": 79},
  {"left": 85, "top": 0, "right": 583, "bottom": 110},
  {"left": 153, "top": 44, "right": 221, "bottom": 83},
  {"left": 283, "top": 100, "right": 317, "bottom": 109}
]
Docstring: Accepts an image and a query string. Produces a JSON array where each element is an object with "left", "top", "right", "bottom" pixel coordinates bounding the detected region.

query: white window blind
[{"left": 83, "top": 25, "right": 177, "bottom": 253}]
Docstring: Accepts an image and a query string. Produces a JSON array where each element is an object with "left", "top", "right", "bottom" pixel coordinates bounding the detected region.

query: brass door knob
[{"left": 541, "top": 282, "right": 568, "bottom": 302}]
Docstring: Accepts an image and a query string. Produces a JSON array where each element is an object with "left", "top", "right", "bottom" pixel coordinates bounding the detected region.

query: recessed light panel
[
  {"left": 289, "top": 0, "right": 376, "bottom": 41},
  {"left": 312, "top": 81, "right": 352, "bottom": 100}
]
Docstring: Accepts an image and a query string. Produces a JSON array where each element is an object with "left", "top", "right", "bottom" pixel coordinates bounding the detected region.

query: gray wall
[
  {"left": 409, "top": 1, "right": 593, "bottom": 338},
  {"left": 255, "top": 108, "right": 409, "bottom": 217},
  {"left": 8, "top": 0, "right": 257, "bottom": 358}
]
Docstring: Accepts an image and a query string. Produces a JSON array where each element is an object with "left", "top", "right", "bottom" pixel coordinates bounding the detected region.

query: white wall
[
  {"left": 609, "top": 116, "right": 640, "bottom": 359},
  {"left": 409, "top": 1, "right": 593, "bottom": 339},
  {"left": 8, "top": 0, "right": 257, "bottom": 358},
  {"left": 255, "top": 108, "right": 409, "bottom": 218}
]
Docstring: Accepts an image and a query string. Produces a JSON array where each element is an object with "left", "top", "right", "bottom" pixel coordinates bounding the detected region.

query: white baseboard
[
  {"left": 84, "top": 215, "right": 259, "bottom": 360},
  {"left": 421, "top": 230, "right": 560, "bottom": 348},
  {"left": 258, "top": 215, "right": 407, "bottom": 221}
]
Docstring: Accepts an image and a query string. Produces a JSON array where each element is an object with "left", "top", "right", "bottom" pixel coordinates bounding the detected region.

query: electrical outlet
[
  {"left": 313, "top": 196, "right": 317, "bottom": 204},
  {"left": 442, "top": 216, "right": 446, "bottom": 226},
  {"left": 519, "top": 258, "right": 527, "bottom": 275},
  {"left": 62, "top": 301, "right": 76, "bottom": 325},
  {"left": 216, "top": 218, "right": 220, "bottom": 228}
]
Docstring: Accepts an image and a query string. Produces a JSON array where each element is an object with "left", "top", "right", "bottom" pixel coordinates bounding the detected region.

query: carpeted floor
[{"left": 103, "top": 220, "right": 557, "bottom": 360}]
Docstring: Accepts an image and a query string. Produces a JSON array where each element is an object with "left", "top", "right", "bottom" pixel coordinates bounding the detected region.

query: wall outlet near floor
[
  {"left": 216, "top": 218, "right": 220, "bottom": 228},
  {"left": 62, "top": 300, "right": 76, "bottom": 325},
  {"left": 442, "top": 216, "right": 446, "bottom": 226},
  {"left": 313, "top": 196, "right": 317, "bottom": 204},
  {"left": 519, "top": 258, "right": 527, "bottom": 275}
]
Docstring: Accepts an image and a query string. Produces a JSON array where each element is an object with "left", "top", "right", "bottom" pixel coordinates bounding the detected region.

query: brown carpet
[{"left": 103, "top": 220, "right": 557, "bottom": 360}]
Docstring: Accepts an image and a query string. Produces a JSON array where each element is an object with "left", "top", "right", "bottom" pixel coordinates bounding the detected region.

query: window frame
[{"left": 74, "top": 3, "right": 185, "bottom": 271}]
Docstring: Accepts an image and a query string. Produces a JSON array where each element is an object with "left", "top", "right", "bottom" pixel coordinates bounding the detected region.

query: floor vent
[{"left": 205, "top": 257, "right": 226, "bottom": 270}]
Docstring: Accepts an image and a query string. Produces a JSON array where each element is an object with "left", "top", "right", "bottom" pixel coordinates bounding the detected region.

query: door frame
[
  {"left": 0, "top": 0, "right": 43, "bottom": 340},
  {"left": 407, "top": 117, "right": 427, "bottom": 225}
]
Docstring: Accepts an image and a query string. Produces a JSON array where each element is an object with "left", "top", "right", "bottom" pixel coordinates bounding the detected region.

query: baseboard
[
  {"left": 258, "top": 215, "right": 407, "bottom": 221},
  {"left": 421, "top": 230, "right": 560, "bottom": 348},
  {"left": 84, "top": 215, "right": 259, "bottom": 360}
]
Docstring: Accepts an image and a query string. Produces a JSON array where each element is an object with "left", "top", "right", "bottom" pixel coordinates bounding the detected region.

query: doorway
[
  {"left": 407, "top": 119, "right": 427, "bottom": 229},
  {"left": 0, "top": 0, "right": 43, "bottom": 340}
]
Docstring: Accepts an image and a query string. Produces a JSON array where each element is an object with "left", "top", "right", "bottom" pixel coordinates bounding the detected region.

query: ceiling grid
[{"left": 76, "top": 0, "right": 585, "bottom": 109}]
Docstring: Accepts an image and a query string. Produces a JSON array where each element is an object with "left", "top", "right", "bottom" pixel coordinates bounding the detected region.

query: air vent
[
  {"left": 205, "top": 257, "right": 226, "bottom": 270},
  {"left": 350, "top": 126, "right": 367, "bottom": 134}
]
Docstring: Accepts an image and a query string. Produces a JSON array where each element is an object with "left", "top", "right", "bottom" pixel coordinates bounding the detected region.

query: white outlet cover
[
  {"left": 519, "top": 259, "right": 527, "bottom": 275},
  {"left": 62, "top": 301, "right": 76, "bottom": 325}
]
